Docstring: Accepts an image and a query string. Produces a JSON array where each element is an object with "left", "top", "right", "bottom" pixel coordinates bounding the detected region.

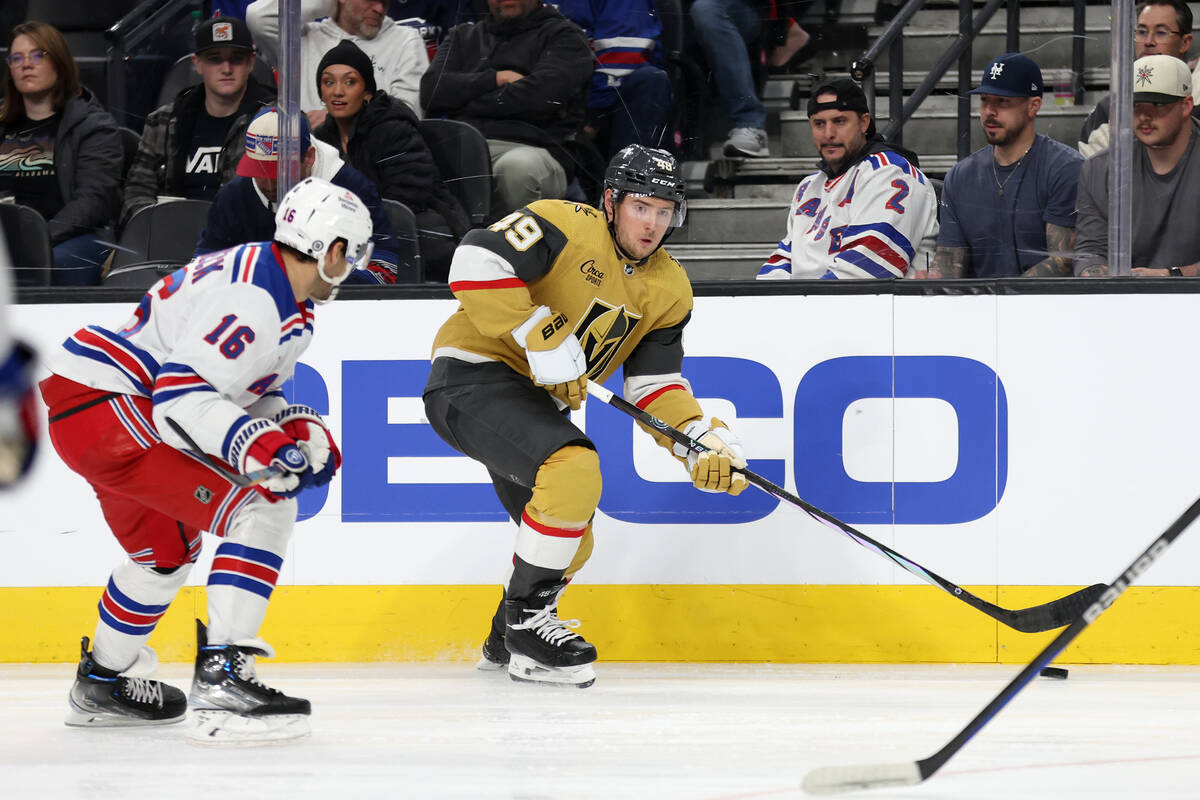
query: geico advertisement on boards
[{"left": 5, "top": 293, "right": 1200, "bottom": 589}]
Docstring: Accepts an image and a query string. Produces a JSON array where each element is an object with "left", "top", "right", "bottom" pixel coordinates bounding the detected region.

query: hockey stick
[
  {"left": 585, "top": 382, "right": 1104, "bottom": 633},
  {"left": 802, "top": 492, "right": 1200, "bottom": 795},
  {"left": 164, "top": 416, "right": 283, "bottom": 488}
]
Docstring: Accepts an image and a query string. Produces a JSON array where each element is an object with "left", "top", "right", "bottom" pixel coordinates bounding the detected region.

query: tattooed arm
[
  {"left": 1022, "top": 223, "right": 1076, "bottom": 277},
  {"left": 918, "top": 245, "right": 968, "bottom": 279}
]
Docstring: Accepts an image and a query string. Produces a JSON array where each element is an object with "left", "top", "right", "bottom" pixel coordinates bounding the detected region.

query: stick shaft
[
  {"left": 917, "top": 493, "right": 1200, "bottom": 780},
  {"left": 585, "top": 382, "right": 1101, "bottom": 633},
  {"left": 164, "top": 416, "right": 281, "bottom": 487}
]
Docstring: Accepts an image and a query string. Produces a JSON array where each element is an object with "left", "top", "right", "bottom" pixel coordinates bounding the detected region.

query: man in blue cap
[{"left": 922, "top": 52, "right": 1084, "bottom": 279}]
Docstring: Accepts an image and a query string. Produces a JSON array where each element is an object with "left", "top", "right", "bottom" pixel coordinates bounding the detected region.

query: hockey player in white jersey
[
  {"left": 0, "top": 230, "right": 39, "bottom": 486},
  {"left": 758, "top": 77, "right": 939, "bottom": 279},
  {"left": 39, "top": 177, "right": 372, "bottom": 742}
]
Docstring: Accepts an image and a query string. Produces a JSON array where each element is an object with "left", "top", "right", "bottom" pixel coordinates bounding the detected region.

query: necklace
[{"left": 992, "top": 143, "right": 1032, "bottom": 197}]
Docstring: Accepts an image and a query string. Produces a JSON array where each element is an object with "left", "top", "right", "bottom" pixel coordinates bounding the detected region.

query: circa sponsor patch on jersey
[
  {"left": 579, "top": 259, "right": 605, "bottom": 287},
  {"left": 577, "top": 298, "right": 641, "bottom": 377}
]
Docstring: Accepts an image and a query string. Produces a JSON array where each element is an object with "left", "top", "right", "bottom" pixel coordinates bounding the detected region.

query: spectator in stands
[
  {"left": 196, "top": 107, "right": 404, "bottom": 284},
  {"left": 312, "top": 40, "right": 469, "bottom": 281},
  {"left": 690, "top": 1, "right": 817, "bottom": 158},
  {"left": 209, "top": 1, "right": 254, "bottom": 17},
  {"left": 246, "top": 0, "right": 429, "bottom": 124},
  {"left": 1074, "top": 55, "right": 1200, "bottom": 277},
  {"left": 420, "top": 0, "right": 593, "bottom": 217},
  {"left": 121, "top": 17, "right": 275, "bottom": 228},
  {"left": 758, "top": 77, "right": 938, "bottom": 279},
  {"left": 0, "top": 21, "right": 122, "bottom": 286},
  {"left": 924, "top": 53, "right": 1083, "bottom": 278},
  {"left": 388, "top": 0, "right": 482, "bottom": 58},
  {"left": 1079, "top": 0, "right": 1200, "bottom": 157},
  {"left": 557, "top": 0, "right": 674, "bottom": 159}
]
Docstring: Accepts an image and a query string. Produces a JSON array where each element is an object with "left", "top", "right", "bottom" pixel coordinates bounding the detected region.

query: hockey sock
[
  {"left": 206, "top": 495, "right": 296, "bottom": 644},
  {"left": 92, "top": 558, "right": 192, "bottom": 672},
  {"left": 508, "top": 445, "right": 600, "bottom": 598}
]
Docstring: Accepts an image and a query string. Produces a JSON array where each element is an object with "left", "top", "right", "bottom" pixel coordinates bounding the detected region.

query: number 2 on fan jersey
[
  {"left": 203, "top": 314, "right": 256, "bottom": 359},
  {"left": 489, "top": 211, "right": 544, "bottom": 252}
]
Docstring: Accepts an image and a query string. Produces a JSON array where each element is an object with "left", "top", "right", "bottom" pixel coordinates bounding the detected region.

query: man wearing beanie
[
  {"left": 419, "top": 0, "right": 593, "bottom": 216},
  {"left": 121, "top": 16, "right": 276, "bottom": 226},
  {"left": 928, "top": 53, "right": 1084, "bottom": 278},
  {"left": 246, "top": 0, "right": 428, "bottom": 123},
  {"left": 757, "top": 77, "right": 939, "bottom": 279},
  {"left": 1075, "top": 54, "right": 1200, "bottom": 276}
]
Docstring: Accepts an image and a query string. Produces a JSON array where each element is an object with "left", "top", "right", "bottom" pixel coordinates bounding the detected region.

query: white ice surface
[{"left": 3, "top": 662, "right": 1199, "bottom": 799}]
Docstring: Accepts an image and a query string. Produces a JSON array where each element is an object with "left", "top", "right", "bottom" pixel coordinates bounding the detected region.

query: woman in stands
[
  {"left": 0, "top": 21, "right": 122, "bottom": 286},
  {"left": 312, "top": 40, "right": 468, "bottom": 282}
]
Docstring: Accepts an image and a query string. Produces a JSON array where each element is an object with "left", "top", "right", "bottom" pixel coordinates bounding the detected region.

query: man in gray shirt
[{"left": 1075, "top": 54, "right": 1200, "bottom": 276}]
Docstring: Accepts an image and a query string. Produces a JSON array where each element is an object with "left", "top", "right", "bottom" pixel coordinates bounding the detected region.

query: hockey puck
[{"left": 1039, "top": 667, "right": 1069, "bottom": 680}]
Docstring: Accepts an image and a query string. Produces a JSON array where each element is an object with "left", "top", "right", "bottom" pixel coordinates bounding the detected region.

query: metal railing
[
  {"left": 105, "top": 0, "right": 198, "bottom": 129},
  {"left": 850, "top": 0, "right": 1091, "bottom": 159}
]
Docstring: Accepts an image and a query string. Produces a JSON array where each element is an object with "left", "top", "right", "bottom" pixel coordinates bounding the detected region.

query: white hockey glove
[
  {"left": 674, "top": 417, "right": 749, "bottom": 496},
  {"left": 227, "top": 417, "right": 312, "bottom": 498},
  {"left": 273, "top": 404, "right": 342, "bottom": 487},
  {"left": 512, "top": 305, "right": 588, "bottom": 410}
]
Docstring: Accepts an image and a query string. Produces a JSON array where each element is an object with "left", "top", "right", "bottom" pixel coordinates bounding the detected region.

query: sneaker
[
  {"left": 723, "top": 127, "right": 770, "bottom": 158},
  {"left": 188, "top": 620, "right": 310, "bottom": 743},
  {"left": 65, "top": 637, "right": 187, "bottom": 727},
  {"left": 505, "top": 586, "right": 597, "bottom": 688}
]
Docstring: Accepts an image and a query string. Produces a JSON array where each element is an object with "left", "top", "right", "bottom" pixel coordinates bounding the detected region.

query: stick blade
[
  {"left": 1003, "top": 583, "right": 1107, "bottom": 633},
  {"left": 802, "top": 762, "right": 922, "bottom": 795}
]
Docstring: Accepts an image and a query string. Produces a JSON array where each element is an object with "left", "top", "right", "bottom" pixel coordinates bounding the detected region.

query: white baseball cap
[{"left": 1133, "top": 55, "right": 1192, "bottom": 104}]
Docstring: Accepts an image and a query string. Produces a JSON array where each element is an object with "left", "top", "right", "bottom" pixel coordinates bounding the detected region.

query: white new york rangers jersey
[
  {"left": 759, "top": 149, "right": 939, "bottom": 279},
  {"left": 47, "top": 243, "right": 313, "bottom": 461}
]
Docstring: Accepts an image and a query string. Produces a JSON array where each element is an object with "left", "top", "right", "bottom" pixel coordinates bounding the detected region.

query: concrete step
[
  {"left": 669, "top": 243, "right": 769, "bottom": 281},
  {"left": 676, "top": 198, "right": 790, "bottom": 244},
  {"left": 872, "top": 7, "right": 1114, "bottom": 72},
  {"left": 780, "top": 96, "right": 1090, "bottom": 157},
  {"left": 764, "top": 68, "right": 1111, "bottom": 109},
  {"left": 696, "top": 155, "right": 960, "bottom": 199}
]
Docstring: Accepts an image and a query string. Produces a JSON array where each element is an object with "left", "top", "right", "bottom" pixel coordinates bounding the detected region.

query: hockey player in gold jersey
[{"left": 423, "top": 145, "right": 748, "bottom": 687}]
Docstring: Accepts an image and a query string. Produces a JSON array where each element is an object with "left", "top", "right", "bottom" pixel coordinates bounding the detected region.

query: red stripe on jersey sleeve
[
  {"left": 449, "top": 278, "right": 527, "bottom": 292},
  {"left": 636, "top": 384, "right": 688, "bottom": 410}
]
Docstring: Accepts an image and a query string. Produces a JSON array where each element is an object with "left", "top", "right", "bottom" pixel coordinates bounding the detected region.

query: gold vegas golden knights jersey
[{"left": 430, "top": 199, "right": 704, "bottom": 449}]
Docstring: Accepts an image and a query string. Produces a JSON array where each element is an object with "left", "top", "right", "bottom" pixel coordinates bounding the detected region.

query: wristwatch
[{"left": 1169, "top": 267, "right": 1184, "bottom": 277}]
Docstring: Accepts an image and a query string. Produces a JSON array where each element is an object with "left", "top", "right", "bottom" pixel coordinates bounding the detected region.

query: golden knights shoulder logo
[{"left": 577, "top": 298, "right": 641, "bottom": 377}]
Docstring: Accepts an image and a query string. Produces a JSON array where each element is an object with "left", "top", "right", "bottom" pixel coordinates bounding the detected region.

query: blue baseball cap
[{"left": 970, "top": 53, "right": 1044, "bottom": 97}]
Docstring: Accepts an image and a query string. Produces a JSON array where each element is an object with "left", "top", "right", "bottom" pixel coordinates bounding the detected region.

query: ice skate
[
  {"left": 187, "top": 620, "right": 310, "bottom": 744},
  {"left": 64, "top": 637, "right": 186, "bottom": 727},
  {"left": 504, "top": 590, "right": 597, "bottom": 688},
  {"left": 476, "top": 596, "right": 509, "bottom": 671}
]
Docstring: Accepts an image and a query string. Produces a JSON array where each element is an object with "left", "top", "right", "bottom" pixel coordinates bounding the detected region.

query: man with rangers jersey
[
  {"left": 39, "top": 177, "right": 372, "bottom": 741},
  {"left": 758, "top": 77, "right": 939, "bottom": 279},
  {"left": 423, "top": 145, "right": 749, "bottom": 688}
]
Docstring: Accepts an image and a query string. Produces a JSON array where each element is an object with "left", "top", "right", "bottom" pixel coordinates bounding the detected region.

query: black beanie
[{"left": 316, "top": 40, "right": 377, "bottom": 96}]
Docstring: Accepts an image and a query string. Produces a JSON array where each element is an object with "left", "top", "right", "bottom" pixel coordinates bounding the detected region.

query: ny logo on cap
[
  {"left": 988, "top": 62, "right": 1005, "bottom": 80},
  {"left": 213, "top": 22, "right": 233, "bottom": 42}
]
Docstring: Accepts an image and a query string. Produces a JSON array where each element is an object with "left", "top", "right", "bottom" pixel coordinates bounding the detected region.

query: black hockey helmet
[{"left": 603, "top": 145, "right": 687, "bottom": 228}]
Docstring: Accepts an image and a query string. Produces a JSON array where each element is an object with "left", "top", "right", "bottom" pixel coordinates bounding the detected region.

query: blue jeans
[
  {"left": 53, "top": 232, "right": 110, "bottom": 286},
  {"left": 606, "top": 66, "right": 674, "bottom": 156},
  {"left": 690, "top": 0, "right": 766, "bottom": 130}
]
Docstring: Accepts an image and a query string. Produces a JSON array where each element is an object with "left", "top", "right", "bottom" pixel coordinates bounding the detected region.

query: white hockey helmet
[{"left": 274, "top": 177, "right": 374, "bottom": 288}]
